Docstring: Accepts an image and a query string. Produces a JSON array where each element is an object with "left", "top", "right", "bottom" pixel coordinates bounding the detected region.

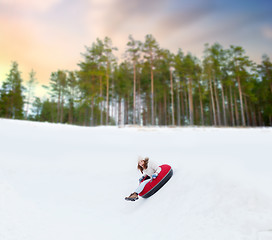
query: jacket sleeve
[
  {"left": 150, "top": 161, "right": 161, "bottom": 175},
  {"left": 155, "top": 166, "right": 161, "bottom": 175}
]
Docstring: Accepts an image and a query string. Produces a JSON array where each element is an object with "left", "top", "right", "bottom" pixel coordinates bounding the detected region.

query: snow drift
[{"left": 1, "top": 119, "right": 272, "bottom": 240}]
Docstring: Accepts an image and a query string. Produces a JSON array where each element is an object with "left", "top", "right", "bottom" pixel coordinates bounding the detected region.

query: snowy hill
[{"left": 1, "top": 119, "right": 272, "bottom": 240}]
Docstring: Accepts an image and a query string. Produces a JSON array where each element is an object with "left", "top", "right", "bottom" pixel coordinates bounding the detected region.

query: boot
[{"left": 125, "top": 192, "right": 139, "bottom": 201}]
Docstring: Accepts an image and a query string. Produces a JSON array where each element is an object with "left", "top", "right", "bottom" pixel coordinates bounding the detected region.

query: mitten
[
  {"left": 139, "top": 176, "right": 145, "bottom": 183},
  {"left": 152, "top": 173, "right": 158, "bottom": 179}
]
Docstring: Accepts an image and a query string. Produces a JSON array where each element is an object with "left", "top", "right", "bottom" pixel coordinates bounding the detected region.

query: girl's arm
[
  {"left": 150, "top": 161, "right": 161, "bottom": 175},
  {"left": 155, "top": 166, "right": 161, "bottom": 175}
]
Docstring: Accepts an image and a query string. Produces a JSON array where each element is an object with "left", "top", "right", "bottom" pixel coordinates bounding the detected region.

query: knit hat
[{"left": 138, "top": 156, "right": 148, "bottom": 163}]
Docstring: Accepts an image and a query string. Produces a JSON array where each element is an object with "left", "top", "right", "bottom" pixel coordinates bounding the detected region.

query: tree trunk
[
  {"left": 118, "top": 97, "right": 122, "bottom": 126},
  {"left": 229, "top": 85, "right": 235, "bottom": 126},
  {"left": 234, "top": 92, "right": 240, "bottom": 126},
  {"left": 164, "top": 90, "right": 167, "bottom": 126},
  {"left": 60, "top": 94, "right": 64, "bottom": 123},
  {"left": 194, "top": 99, "right": 199, "bottom": 125},
  {"left": 125, "top": 95, "right": 129, "bottom": 124},
  {"left": 170, "top": 69, "right": 175, "bottom": 125},
  {"left": 133, "top": 62, "right": 136, "bottom": 125},
  {"left": 151, "top": 66, "right": 154, "bottom": 125},
  {"left": 209, "top": 77, "right": 217, "bottom": 126},
  {"left": 91, "top": 97, "right": 94, "bottom": 126},
  {"left": 143, "top": 108, "right": 147, "bottom": 126},
  {"left": 213, "top": 76, "right": 221, "bottom": 126},
  {"left": 106, "top": 61, "right": 110, "bottom": 125},
  {"left": 177, "top": 81, "right": 181, "bottom": 126},
  {"left": 258, "top": 110, "right": 263, "bottom": 126},
  {"left": 184, "top": 82, "right": 188, "bottom": 124},
  {"left": 137, "top": 73, "right": 142, "bottom": 125},
  {"left": 244, "top": 95, "right": 250, "bottom": 126},
  {"left": 158, "top": 101, "right": 162, "bottom": 125},
  {"left": 237, "top": 75, "right": 245, "bottom": 126},
  {"left": 209, "top": 98, "right": 213, "bottom": 125},
  {"left": 146, "top": 95, "right": 150, "bottom": 125},
  {"left": 51, "top": 102, "right": 55, "bottom": 123},
  {"left": 221, "top": 81, "right": 227, "bottom": 126},
  {"left": 198, "top": 82, "right": 204, "bottom": 125},
  {"left": 69, "top": 100, "right": 73, "bottom": 124},
  {"left": 251, "top": 103, "right": 257, "bottom": 127},
  {"left": 188, "top": 78, "right": 194, "bottom": 125},
  {"left": 180, "top": 86, "right": 185, "bottom": 125},
  {"left": 84, "top": 108, "right": 88, "bottom": 126},
  {"left": 25, "top": 87, "right": 32, "bottom": 120},
  {"left": 99, "top": 75, "right": 103, "bottom": 125},
  {"left": 57, "top": 89, "right": 60, "bottom": 123}
]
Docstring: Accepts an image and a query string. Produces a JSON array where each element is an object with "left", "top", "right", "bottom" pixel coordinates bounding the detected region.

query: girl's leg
[{"left": 135, "top": 179, "right": 151, "bottom": 194}]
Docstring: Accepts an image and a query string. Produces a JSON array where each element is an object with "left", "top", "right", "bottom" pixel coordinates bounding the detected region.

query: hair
[{"left": 137, "top": 157, "right": 149, "bottom": 174}]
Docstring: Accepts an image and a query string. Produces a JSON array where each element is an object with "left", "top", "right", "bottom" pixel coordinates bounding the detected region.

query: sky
[{"left": 0, "top": 0, "right": 272, "bottom": 98}]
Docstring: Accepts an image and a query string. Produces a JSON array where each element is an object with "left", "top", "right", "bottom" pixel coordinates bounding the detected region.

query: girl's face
[{"left": 139, "top": 160, "right": 145, "bottom": 167}]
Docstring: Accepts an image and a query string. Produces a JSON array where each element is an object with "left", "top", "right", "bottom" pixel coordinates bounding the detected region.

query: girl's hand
[
  {"left": 139, "top": 176, "right": 145, "bottom": 183},
  {"left": 152, "top": 173, "right": 158, "bottom": 179}
]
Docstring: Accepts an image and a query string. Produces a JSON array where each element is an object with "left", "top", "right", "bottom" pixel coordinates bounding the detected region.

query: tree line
[{"left": 1, "top": 34, "right": 272, "bottom": 126}]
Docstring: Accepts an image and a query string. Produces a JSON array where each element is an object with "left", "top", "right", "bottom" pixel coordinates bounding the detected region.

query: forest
[{"left": 0, "top": 34, "right": 272, "bottom": 126}]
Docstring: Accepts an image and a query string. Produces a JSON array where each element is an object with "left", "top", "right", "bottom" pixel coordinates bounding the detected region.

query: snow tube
[{"left": 139, "top": 164, "right": 173, "bottom": 198}]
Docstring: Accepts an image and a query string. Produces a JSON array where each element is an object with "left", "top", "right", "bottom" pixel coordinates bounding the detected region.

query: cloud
[
  {"left": 85, "top": 0, "right": 218, "bottom": 60},
  {"left": 262, "top": 26, "right": 272, "bottom": 40},
  {"left": 1, "top": 0, "right": 271, "bottom": 94},
  {"left": 0, "top": 7, "right": 85, "bottom": 88},
  {"left": 87, "top": 0, "right": 166, "bottom": 37},
  {"left": 0, "top": 0, "right": 63, "bottom": 12},
  {"left": 154, "top": 1, "right": 217, "bottom": 37}
]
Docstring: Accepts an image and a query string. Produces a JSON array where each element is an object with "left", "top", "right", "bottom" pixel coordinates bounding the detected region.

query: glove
[
  {"left": 139, "top": 176, "right": 145, "bottom": 183},
  {"left": 152, "top": 173, "right": 158, "bottom": 179}
]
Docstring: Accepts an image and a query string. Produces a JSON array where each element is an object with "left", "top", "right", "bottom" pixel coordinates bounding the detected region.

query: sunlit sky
[{"left": 1, "top": 0, "right": 272, "bottom": 97}]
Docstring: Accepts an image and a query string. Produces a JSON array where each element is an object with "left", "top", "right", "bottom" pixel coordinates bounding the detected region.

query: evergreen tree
[
  {"left": 25, "top": 69, "right": 37, "bottom": 119},
  {"left": 182, "top": 54, "right": 198, "bottom": 125},
  {"left": 103, "top": 37, "right": 118, "bottom": 125},
  {"left": 0, "top": 61, "right": 24, "bottom": 119},
  {"left": 142, "top": 34, "right": 159, "bottom": 125},
  {"left": 3, "top": 36, "right": 271, "bottom": 127},
  {"left": 32, "top": 97, "right": 42, "bottom": 121},
  {"left": 48, "top": 70, "right": 67, "bottom": 123},
  {"left": 126, "top": 35, "right": 142, "bottom": 124},
  {"left": 228, "top": 46, "right": 253, "bottom": 126},
  {"left": 66, "top": 71, "right": 78, "bottom": 124},
  {"left": 174, "top": 49, "right": 186, "bottom": 125},
  {"left": 257, "top": 55, "right": 272, "bottom": 125}
]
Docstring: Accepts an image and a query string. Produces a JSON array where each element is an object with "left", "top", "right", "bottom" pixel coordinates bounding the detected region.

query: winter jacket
[{"left": 143, "top": 161, "right": 161, "bottom": 177}]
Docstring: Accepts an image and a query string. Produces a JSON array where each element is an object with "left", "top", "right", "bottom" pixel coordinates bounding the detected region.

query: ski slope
[{"left": 1, "top": 119, "right": 272, "bottom": 240}]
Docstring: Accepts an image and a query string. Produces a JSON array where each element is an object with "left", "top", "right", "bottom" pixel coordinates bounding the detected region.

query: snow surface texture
[{"left": 1, "top": 119, "right": 272, "bottom": 240}]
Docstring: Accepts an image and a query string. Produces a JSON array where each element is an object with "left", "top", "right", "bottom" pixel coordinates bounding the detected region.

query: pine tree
[
  {"left": 32, "top": 97, "right": 42, "bottom": 121},
  {"left": 182, "top": 54, "right": 198, "bottom": 125},
  {"left": 48, "top": 70, "right": 67, "bottom": 123},
  {"left": 174, "top": 49, "right": 185, "bottom": 125},
  {"left": 8, "top": 35, "right": 271, "bottom": 127},
  {"left": 142, "top": 34, "right": 159, "bottom": 125},
  {"left": 257, "top": 55, "right": 272, "bottom": 125},
  {"left": 228, "top": 46, "right": 253, "bottom": 126},
  {"left": 103, "top": 37, "right": 118, "bottom": 125},
  {"left": 126, "top": 35, "right": 142, "bottom": 125},
  {"left": 25, "top": 69, "right": 37, "bottom": 119},
  {"left": 67, "top": 71, "right": 78, "bottom": 124},
  {"left": 0, "top": 61, "right": 24, "bottom": 119}
]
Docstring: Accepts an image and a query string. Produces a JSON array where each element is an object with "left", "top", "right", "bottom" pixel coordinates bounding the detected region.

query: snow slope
[{"left": 1, "top": 119, "right": 272, "bottom": 240}]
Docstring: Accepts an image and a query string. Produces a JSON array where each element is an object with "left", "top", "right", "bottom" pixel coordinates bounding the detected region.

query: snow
[{"left": 1, "top": 118, "right": 272, "bottom": 240}]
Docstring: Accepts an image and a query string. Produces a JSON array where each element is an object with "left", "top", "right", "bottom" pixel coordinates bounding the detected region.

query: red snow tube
[{"left": 138, "top": 164, "right": 173, "bottom": 198}]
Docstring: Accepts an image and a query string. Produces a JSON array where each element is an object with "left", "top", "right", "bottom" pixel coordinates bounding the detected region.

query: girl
[{"left": 125, "top": 157, "right": 161, "bottom": 201}]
